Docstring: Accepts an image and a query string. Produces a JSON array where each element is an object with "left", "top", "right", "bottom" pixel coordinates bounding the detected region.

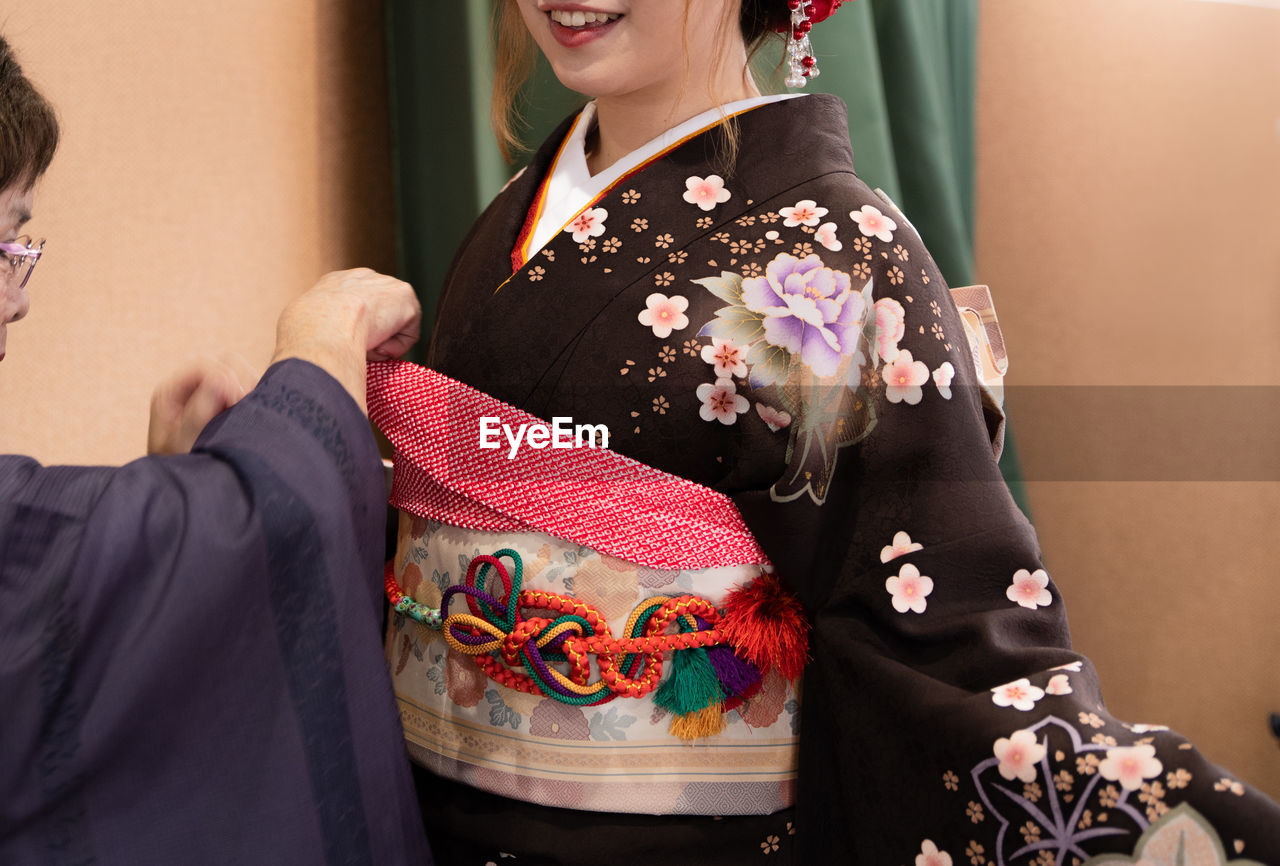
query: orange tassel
[
  {"left": 719, "top": 573, "right": 810, "bottom": 681},
  {"left": 669, "top": 704, "right": 726, "bottom": 741}
]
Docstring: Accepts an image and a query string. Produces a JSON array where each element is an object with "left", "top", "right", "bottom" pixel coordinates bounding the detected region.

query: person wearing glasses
[
  {"left": 0, "top": 214, "right": 40, "bottom": 365},
  {"left": 0, "top": 235, "right": 39, "bottom": 360},
  {"left": 0, "top": 36, "right": 430, "bottom": 864}
]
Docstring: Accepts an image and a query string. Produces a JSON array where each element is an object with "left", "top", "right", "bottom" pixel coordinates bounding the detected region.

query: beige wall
[
  {"left": 0, "top": 0, "right": 393, "bottom": 466},
  {"left": 978, "top": 0, "right": 1280, "bottom": 795}
]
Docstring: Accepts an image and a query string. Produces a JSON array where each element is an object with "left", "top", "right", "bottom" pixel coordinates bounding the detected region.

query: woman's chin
[{"left": 544, "top": 62, "right": 624, "bottom": 101}]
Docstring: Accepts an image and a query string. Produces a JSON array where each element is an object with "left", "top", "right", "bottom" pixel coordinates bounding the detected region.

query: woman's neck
[{"left": 586, "top": 71, "right": 761, "bottom": 176}]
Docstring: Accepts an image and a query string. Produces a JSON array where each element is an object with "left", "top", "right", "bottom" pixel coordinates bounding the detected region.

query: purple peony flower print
[{"left": 741, "top": 253, "right": 865, "bottom": 378}]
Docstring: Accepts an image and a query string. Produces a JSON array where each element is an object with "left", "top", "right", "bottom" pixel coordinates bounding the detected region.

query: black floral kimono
[{"left": 396, "top": 95, "right": 1280, "bottom": 865}]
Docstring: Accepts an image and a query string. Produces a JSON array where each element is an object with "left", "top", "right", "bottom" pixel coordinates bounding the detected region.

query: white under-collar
[{"left": 526, "top": 93, "right": 804, "bottom": 259}]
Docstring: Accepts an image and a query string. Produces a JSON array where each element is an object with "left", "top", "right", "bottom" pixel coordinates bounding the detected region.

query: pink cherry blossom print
[
  {"left": 779, "top": 199, "right": 829, "bottom": 228},
  {"left": 740, "top": 252, "right": 865, "bottom": 378},
  {"left": 1045, "top": 674, "right": 1073, "bottom": 696},
  {"left": 755, "top": 402, "right": 793, "bottom": 432},
  {"left": 1006, "top": 568, "right": 1052, "bottom": 610},
  {"left": 700, "top": 337, "right": 748, "bottom": 378},
  {"left": 850, "top": 204, "right": 898, "bottom": 242},
  {"left": 814, "top": 221, "right": 842, "bottom": 252},
  {"left": 879, "top": 530, "right": 923, "bottom": 563},
  {"left": 915, "top": 840, "right": 953, "bottom": 866},
  {"left": 1099, "top": 744, "right": 1163, "bottom": 791},
  {"left": 874, "top": 297, "right": 906, "bottom": 362},
  {"left": 882, "top": 349, "right": 929, "bottom": 405},
  {"left": 566, "top": 206, "right": 608, "bottom": 243},
  {"left": 696, "top": 377, "right": 749, "bottom": 425},
  {"left": 886, "top": 562, "right": 933, "bottom": 614},
  {"left": 993, "top": 729, "right": 1046, "bottom": 783},
  {"left": 933, "top": 361, "right": 955, "bottom": 400},
  {"left": 990, "top": 678, "right": 1046, "bottom": 712},
  {"left": 638, "top": 292, "right": 689, "bottom": 338},
  {"left": 683, "top": 174, "right": 732, "bottom": 211}
]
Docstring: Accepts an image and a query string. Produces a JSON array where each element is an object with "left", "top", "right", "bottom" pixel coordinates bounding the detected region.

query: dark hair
[
  {"left": 740, "top": 0, "right": 791, "bottom": 46},
  {"left": 0, "top": 35, "right": 59, "bottom": 192}
]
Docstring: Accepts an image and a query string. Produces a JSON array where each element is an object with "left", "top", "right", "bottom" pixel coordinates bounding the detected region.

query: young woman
[{"left": 371, "top": 1, "right": 1280, "bottom": 863}]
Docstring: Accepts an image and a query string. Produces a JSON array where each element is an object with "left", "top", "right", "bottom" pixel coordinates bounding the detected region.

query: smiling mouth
[{"left": 548, "top": 9, "right": 622, "bottom": 28}]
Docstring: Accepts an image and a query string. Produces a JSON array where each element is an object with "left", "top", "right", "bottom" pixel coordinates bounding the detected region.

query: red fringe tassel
[{"left": 719, "top": 573, "right": 810, "bottom": 681}]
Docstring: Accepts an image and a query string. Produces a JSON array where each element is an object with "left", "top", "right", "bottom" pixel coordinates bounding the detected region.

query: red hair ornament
[{"left": 780, "top": 0, "right": 848, "bottom": 87}]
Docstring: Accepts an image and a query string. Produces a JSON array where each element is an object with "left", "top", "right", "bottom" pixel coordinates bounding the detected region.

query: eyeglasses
[{"left": 0, "top": 235, "right": 45, "bottom": 290}]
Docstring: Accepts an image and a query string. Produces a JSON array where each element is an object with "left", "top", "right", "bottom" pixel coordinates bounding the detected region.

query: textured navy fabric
[{"left": 0, "top": 360, "right": 430, "bottom": 866}]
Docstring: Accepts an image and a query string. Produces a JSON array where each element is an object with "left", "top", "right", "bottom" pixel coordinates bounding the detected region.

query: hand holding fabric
[
  {"left": 147, "top": 352, "right": 259, "bottom": 455},
  {"left": 271, "top": 268, "right": 421, "bottom": 410}
]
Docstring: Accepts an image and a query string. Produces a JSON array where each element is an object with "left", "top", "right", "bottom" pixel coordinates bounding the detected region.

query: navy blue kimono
[{"left": 0, "top": 360, "right": 430, "bottom": 865}]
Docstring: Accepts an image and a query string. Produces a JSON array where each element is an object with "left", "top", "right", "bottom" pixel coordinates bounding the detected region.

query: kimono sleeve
[
  {"left": 0, "top": 359, "right": 429, "bottom": 866},
  {"left": 729, "top": 191, "right": 1280, "bottom": 865}
]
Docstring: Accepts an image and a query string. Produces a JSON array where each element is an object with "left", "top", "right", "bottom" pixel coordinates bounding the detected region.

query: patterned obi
[{"left": 368, "top": 362, "right": 803, "bottom": 816}]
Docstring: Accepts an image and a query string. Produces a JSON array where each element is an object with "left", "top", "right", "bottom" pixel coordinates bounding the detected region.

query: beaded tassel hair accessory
[{"left": 781, "top": 0, "right": 847, "bottom": 88}]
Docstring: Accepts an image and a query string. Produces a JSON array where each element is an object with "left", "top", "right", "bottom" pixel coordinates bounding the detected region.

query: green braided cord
[
  {"left": 454, "top": 550, "right": 725, "bottom": 709},
  {"left": 492, "top": 548, "right": 523, "bottom": 628},
  {"left": 517, "top": 651, "right": 611, "bottom": 706},
  {"left": 468, "top": 549, "right": 606, "bottom": 704},
  {"left": 470, "top": 552, "right": 521, "bottom": 632},
  {"left": 620, "top": 596, "right": 667, "bottom": 680},
  {"left": 522, "top": 612, "right": 600, "bottom": 698},
  {"left": 528, "top": 612, "right": 595, "bottom": 664}
]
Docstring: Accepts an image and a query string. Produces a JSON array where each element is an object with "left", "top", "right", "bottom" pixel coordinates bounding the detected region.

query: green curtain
[
  {"left": 383, "top": 0, "right": 504, "bottom": 343},
  {"left": 813, "top": 0, "right": 976, "bottom": 288},
  {"left": 383, "top": 0, "right": 1028, "bottom": 513},
  {"left": 801, "top": 0, "right": 1027, "bottom": 511}
]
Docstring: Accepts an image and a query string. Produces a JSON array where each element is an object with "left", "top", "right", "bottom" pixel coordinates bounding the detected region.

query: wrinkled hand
[
  {"left": 275, "top": 268, "right": 420, "bottom": 361},
  {"left": 271, "top": 268, "right": 420, "bottom": 410},
  {"left": 148, "top": 353, "right": 259, "bottom": 455}
]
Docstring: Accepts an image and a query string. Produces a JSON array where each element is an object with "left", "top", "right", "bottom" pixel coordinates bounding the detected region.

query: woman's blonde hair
[
  {"left": 491, "top": 2, "right": 541, "bottom": 164},
  {"left": 491, "top": 0, "right": 788, "bottom": 171}
]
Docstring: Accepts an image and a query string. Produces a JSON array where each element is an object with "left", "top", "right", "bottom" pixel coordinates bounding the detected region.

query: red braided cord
[
  {"left": 385, "top": 562, "right": 405, "bottom": 606},
  {"left": 456, "top": 590, "right": 727, "bottom": 700}
]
